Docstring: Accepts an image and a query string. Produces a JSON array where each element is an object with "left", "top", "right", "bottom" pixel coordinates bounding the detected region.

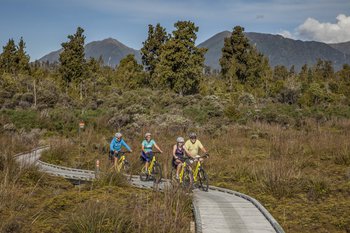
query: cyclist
[
  {"left": 172, "top": 136, "right": 193, "bottom": 179},
  {"left": 109, "top": 132, "right": 132, "bottom": 167},
  {"left": 185, "top": 132, "right": 207, "bottom": 158},
  {"left": 141, "top": 132, "right": 163, "bottom": 172}
]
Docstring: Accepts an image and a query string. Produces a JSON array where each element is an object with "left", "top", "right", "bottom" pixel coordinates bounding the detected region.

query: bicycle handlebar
[
  {"left": 115, "top": 151, "right": 131, "bottom": 155},
  {"left": 144, "top": 151, "right": 162, "bottom": 154}
]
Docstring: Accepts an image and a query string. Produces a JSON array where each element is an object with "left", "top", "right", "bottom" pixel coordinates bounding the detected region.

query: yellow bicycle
[
  {"left": 192, "top": 154, "right": 209, "bottom": 191},
  {"left": 110, "top": 151, "right": 131, "bottom": 173},
  {"left": 140, "top": 152, "right": 162, "bottom": 184},
  {"left": 171, "top": 157, "right": 194, "bottom": 191}
]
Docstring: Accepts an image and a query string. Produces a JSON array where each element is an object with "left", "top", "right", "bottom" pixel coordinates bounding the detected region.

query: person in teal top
[{"left": 141, "top": 132, "right": 163, "bottom": 172}]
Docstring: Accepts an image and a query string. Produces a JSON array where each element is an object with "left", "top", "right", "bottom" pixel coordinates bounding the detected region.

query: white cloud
[
  {"left": 296, "top": 14, "right": 350, "bottom": 43},
  {"left": 278, "top": 30, "right": 295, "bottom": 39}
]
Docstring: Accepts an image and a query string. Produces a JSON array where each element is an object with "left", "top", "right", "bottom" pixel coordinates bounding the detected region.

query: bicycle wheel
[
  {"left": 122, "top": 160, "right": 131, "bottom": 174},
  {"left": 139, "top": 165, "right": 149, "bottom": 181},
  {"left": 182, "top": 168, "right": 193, "bottom": 191},
  {"left": 152, "top": 163, "right": 162, "bottom": 184},
  {"left": 198, "top": 168, "right": 209, "bottom": 192}
]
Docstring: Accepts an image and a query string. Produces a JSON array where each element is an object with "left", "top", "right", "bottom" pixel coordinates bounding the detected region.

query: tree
[
  {"left": 15, "top": 37, "right": 30, "bottom": 74},
  {"left": 273, "top": 65, "right": 289, "bottom": 80},
  {"left": 220, "top": 26, "right": 270, "bottom": 88},
  {"left": 0, "top": 39, "right": 17, "bottom": 74},
  {"left": 141, "top": 24, "right": 168, "bottom": 80},
  {"left": 114, "top": 54, "right": 144, "bottom": 89},
  {"left": 313, "top": 59, "right": 334, "bottom": 80},
  {"left": 59, "top": 27, "right": 86, "bottom": 97},
  {"left": 154, "top": 21, "right": 207, "bottom": 95}
]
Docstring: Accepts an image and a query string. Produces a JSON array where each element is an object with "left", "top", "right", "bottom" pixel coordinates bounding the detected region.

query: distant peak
[{"left": 101, "top": 37, "right": 120, "bottom": 43}]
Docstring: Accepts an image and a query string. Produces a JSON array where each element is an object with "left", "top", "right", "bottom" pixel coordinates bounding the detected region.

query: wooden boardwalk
[
  {"left": 15, "top": 147, "right": 284, "bottom": 233},
  {"left": 193, "top": 189, "right": 278, "bottom": 233}
]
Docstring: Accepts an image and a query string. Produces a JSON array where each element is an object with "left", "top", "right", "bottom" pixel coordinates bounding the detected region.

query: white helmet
[
  {"left": 176, "top": 137, "right": 185, "bottom": 143},
  {"left": 145, "top": 132, "right": 151, "bottom": 138},
  {"left": 115, "top": 132, "right": 122, "bottom": 138}
]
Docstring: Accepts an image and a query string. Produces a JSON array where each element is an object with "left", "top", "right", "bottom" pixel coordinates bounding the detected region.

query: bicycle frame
[
  {"left": 144, "top": 152, "right": 161, "bottom": 174},
  {"left": 191, "top": 154, "right": 208, "bottom": 182},
  {"left": 192, "top": 160, "right": 201, "bottom": 182},
  {"left": 116, "top": 155, "right": 126, "bottom": 172},
  {"left": 145, "top": 155, "right": 157, "bottom": 175},
  {"left": 178, "top": 160, "right": 189, "bottom": 183}
]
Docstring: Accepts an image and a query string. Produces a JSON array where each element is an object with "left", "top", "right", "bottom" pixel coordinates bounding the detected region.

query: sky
[{"left": 1, "top": 0, "right": 349, "bottom": 61}]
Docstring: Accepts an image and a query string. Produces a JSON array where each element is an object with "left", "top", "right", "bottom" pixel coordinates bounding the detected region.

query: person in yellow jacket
[{"left": 185, "top": 132, "right": 207, "bottom": 157}]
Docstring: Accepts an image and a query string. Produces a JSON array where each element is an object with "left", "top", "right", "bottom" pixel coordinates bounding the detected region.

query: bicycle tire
[
  {"left": 122, "top": 160, "right": 130, "bottom": 172},
  {"left": 198, "top": 168, "right": 209, "bottom": 192},
  {"left": 182, "top": 168, "right": 193, "bottom": 191},
  {"left": 152, "top": 163, "right": 162, "bottom": 184},
  {"left": 140, "top": 166, "right": 149, "bottom": 181}
]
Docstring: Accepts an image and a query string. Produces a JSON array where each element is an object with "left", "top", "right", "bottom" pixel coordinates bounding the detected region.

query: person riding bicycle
[
  {"left": 185, "top": 132, "right": 207, "bottom": 159},
  {"left": 141, "top": 132, "right": 163, "bottom": 172},
  {"left": 109, "top": 132, "right": 132, "bottom": 167},
  {"left": 172, "top": 136, "right": 193, "bottom": 179}
]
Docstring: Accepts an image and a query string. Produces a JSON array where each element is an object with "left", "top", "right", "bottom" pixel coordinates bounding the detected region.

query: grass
[
  {"left": 201, "top": 120, "right": 350, "bottom": 233},
  {"left": 0, "top": 133, "right": 193, "bottom": 233},
  {"left": 2, "top": 114, "right": 350, "bottom": 232}
]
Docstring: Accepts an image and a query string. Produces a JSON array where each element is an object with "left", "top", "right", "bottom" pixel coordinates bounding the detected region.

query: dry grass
[
  {"left": 200, "top": 120, "right": 350, "bottom": 232},
  {"left": 0, "top": 132, "right": 193, "bottom": 233}
]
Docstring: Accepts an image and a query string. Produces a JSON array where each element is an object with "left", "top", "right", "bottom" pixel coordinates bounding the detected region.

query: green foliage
[
  {"left": 113, "top": 54, "right": 145, "bottom": 89},
  {"left": 0, "top": 39, "right": 17, "bottom": 74},
  {"left": 141, "top": 23, "right": 168, "bottom": 80},
  {"left": 154, "top": 20, "right": 207, "bottom": 95},
  {"left": 59, "top": 27, "right": 86, "bottom": 89},
  {"left": 220, "top": 26, "right": 271, "bottom": 88},
  {"left": 15, "top": 37, "right": 30, "bottom": 74},
  {"left": 1, "top": 109, "right": 41, "bottom": 130},
  {"left": 0, "top": 37, "right": 30, "bottom": 75}
]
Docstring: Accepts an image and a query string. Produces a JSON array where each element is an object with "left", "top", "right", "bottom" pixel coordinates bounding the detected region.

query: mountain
[
  {"left": 198, "top": 31, "right": 350, "bottom": 71},
  {"left": 329, "top": 41, "right": 350, "bottom": 56},
  {"left": 39, "top": 38, "right": 141, "bottom": 67},
  {"left": 40, "top": 33, "right": 350, "bottom": 71}
]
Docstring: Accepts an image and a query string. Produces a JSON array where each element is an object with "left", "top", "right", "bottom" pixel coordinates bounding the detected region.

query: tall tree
[
  {"left": 141, "top": 23, "right": 168, "bottom": 80},
  {"left": 0, "top": 39, "right": 17, "bottom": 74},
  {"left": 15, "top": 37, "right": 30, "bottom": 74},
  {"left": 154, "top": 21, "right": 207, "bottom": 95},
  {"left": 59, "top": 27, "right": 86, "bottom": 96},
  {"left": 220, "top": 26, "right": 270, "bottom": 88}
]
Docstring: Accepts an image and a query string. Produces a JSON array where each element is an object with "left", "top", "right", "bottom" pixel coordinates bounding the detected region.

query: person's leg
[{"left": 176, "top": 160, "right": 182, "bottom": 178}]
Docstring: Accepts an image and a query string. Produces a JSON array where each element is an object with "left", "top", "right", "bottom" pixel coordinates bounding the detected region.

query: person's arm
[
  {"left": 172, "top": 145, "right": 177, "bottom": 159},
  {"left": 141, "top": 142, "right": 146, "bottom": 153},
  {"left": 122, "top": 140, "right": 132, "bottom": 152},
  {"left": 154, "top": 141, "right": 163, "bottom": 153},
  {"left": 198, "top": 140, "right": 207, "bottom": 154},
  {"left": 110, "top": 138, "right": 115, "bottom": 152},
  {"left": 184, "top": 147, "right": 194, "bottom": 158}
]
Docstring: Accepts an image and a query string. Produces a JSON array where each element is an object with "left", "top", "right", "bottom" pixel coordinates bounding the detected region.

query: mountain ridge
[{"left": 39, "top": 32, "right": 350, "bottom": 71}]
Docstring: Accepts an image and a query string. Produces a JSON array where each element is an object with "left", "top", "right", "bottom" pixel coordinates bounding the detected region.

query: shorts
[
  {"left": 172, "top": 156, "right": 185, "bottom": 168},
  {"left": 140, "top": 151, "right": 153, "bottom": 162},
  {"left": 109, "top": 151, "right": 122, "bottom": 160}
]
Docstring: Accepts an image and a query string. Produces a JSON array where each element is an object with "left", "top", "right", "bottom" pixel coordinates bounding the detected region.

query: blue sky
[{"left": 1, "top": 0, "right": 349, "bottom": 60}]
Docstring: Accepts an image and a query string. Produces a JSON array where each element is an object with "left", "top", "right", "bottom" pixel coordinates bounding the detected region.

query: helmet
[
  {"left": 189, "top": 132, "right": 197, "bottom": 139},
  {"left": 145, "top": 132, "right": 151, "bottom": 138},
  {"left": 176, "top": 137, "right": 185, "bottom": 143},
  {"left": 115, "top": 132, "right": 122, "bottom": 138}
]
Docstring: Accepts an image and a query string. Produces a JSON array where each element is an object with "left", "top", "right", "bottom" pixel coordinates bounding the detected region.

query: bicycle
[
  {"left": 170, "top": 157, "right": 194, "bottom": 191},
  {"left": 110, "top": 151, "right": 131, "bottom": 174},
  {"left": 139, "top": 151, "right": 162, "bottom": 184},
  {"left": 191, "top": 154, "right": 209, "bottom": 191}
]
